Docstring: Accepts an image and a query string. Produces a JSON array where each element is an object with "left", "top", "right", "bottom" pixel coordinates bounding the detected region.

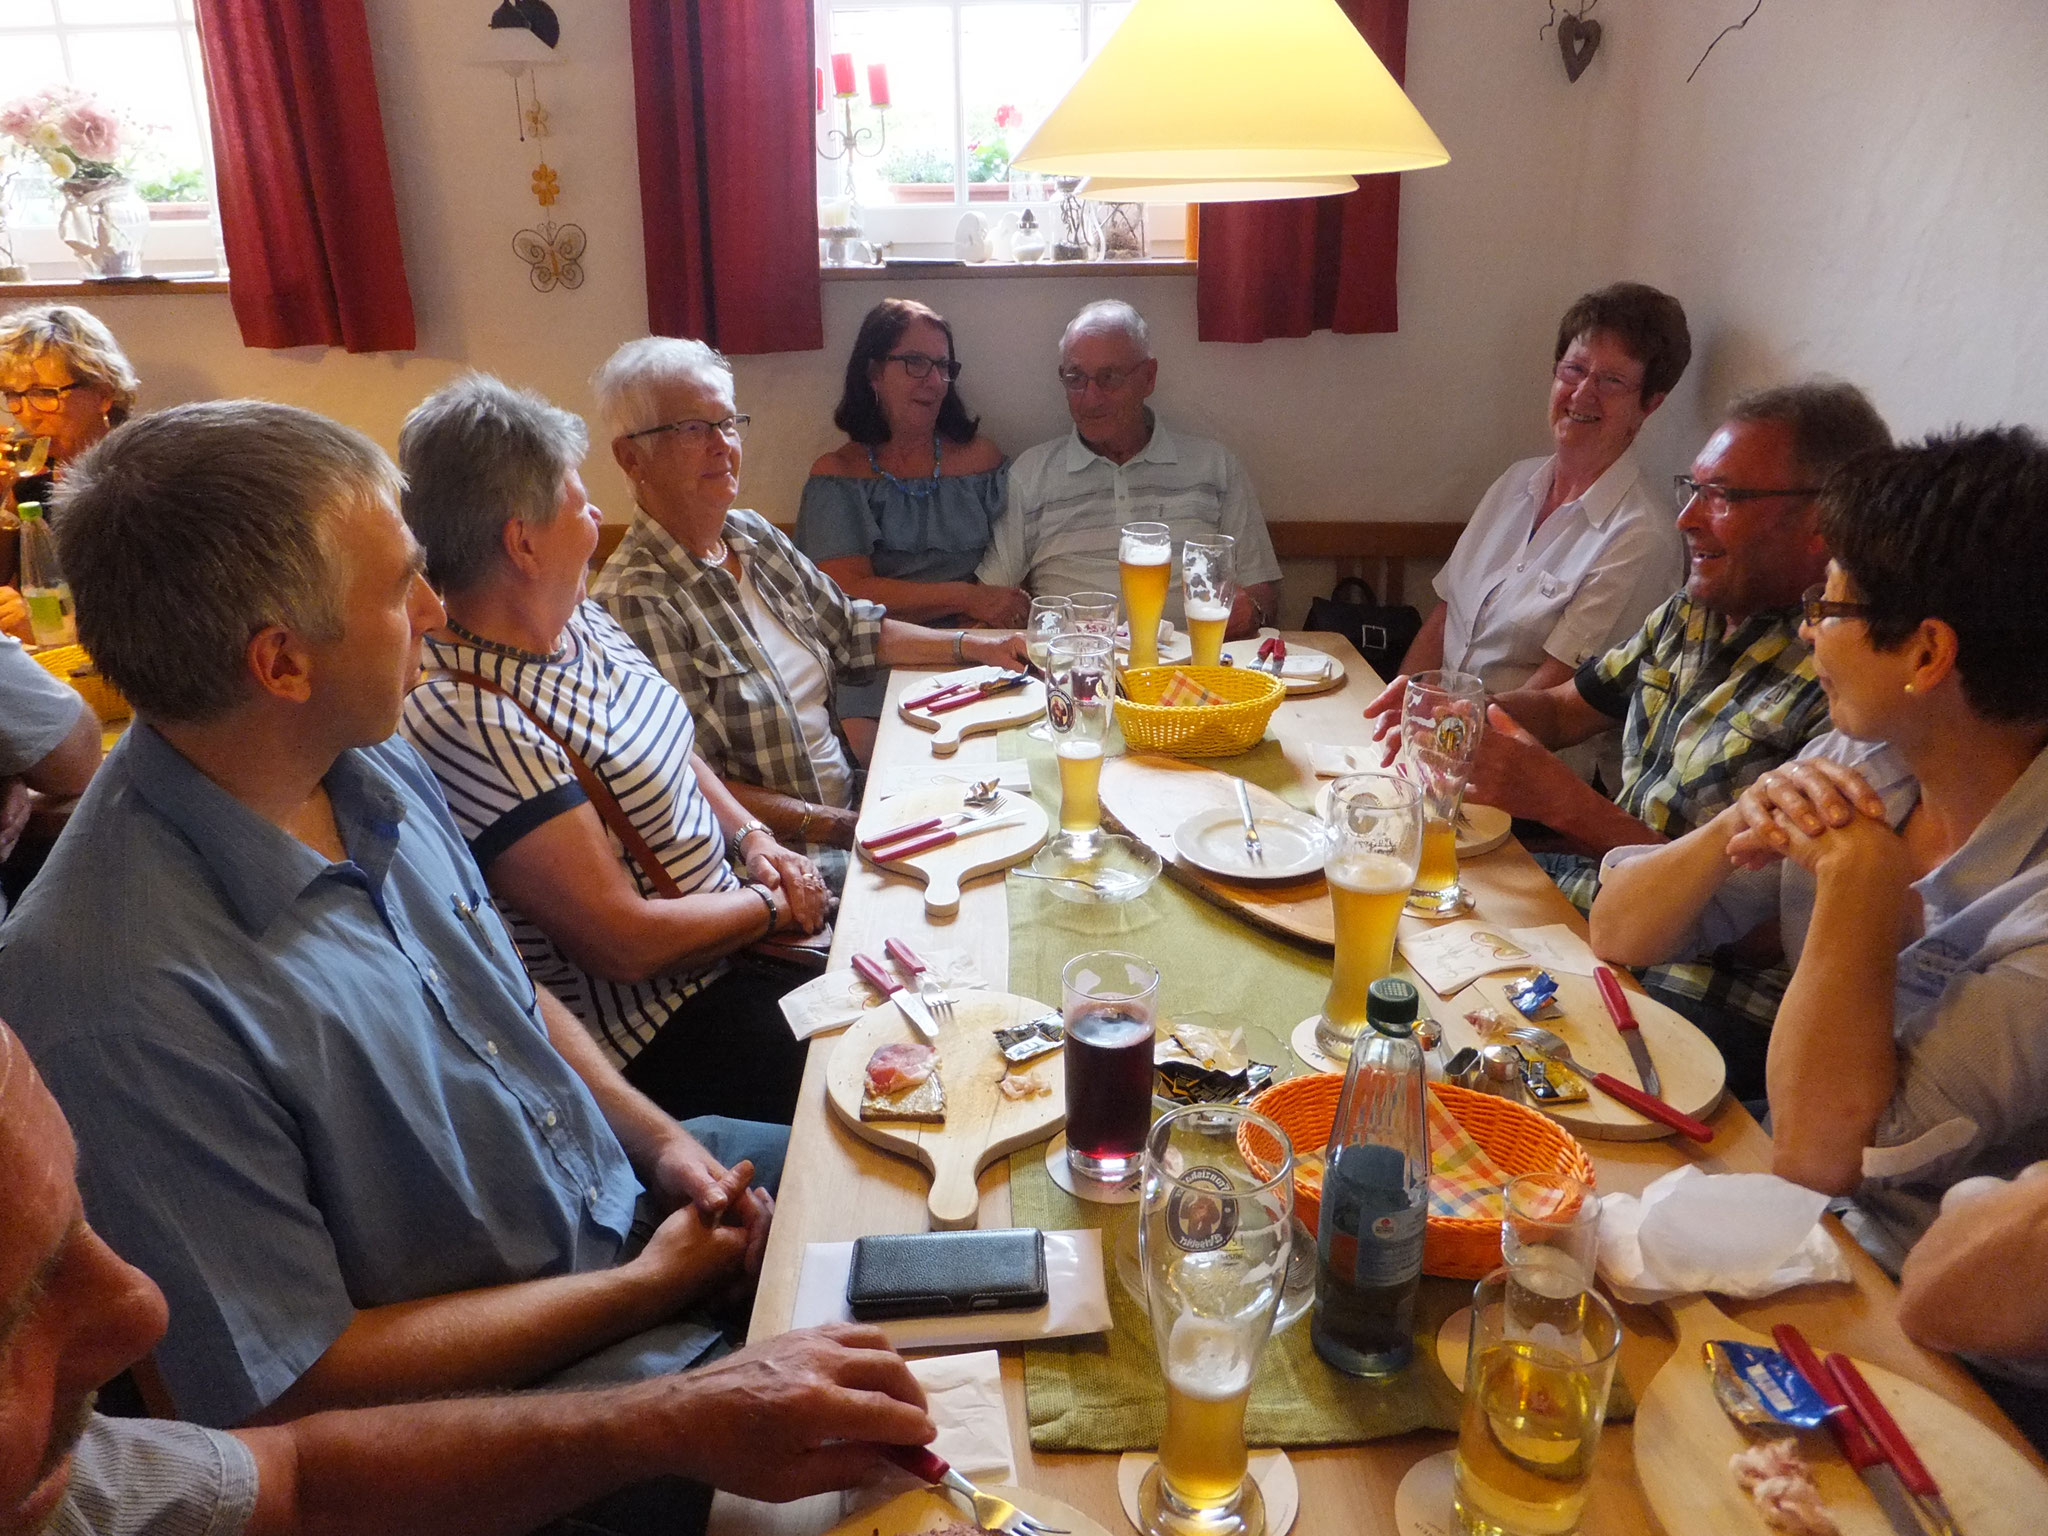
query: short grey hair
[
  {"left": 1061, "top": 300, "right": 1151, "bottom": 360},
  {"left": 591, "top": 336, "right": 734, "bottom": 441},
  {"left": 56, "top": 400, "right": 394, "bottom": 724},
  {"left": 399, "top": 374, "right": 589, "bottom": 595},
  {"left": 1724, "top": 379, "right": 1892, "bottom": 484}
]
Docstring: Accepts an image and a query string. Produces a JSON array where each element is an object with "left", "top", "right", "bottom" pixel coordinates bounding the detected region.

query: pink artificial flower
[
  {"left": 993, "top": 104, "right": 1021, "bottom": 131},
  {"left": 58, "top": 101, "right": 122, "bottom": 162}
]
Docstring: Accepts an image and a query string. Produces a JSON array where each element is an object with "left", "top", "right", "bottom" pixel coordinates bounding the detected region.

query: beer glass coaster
[
  {"left": 1435, "top": 1306, "right": 1474, "bottom": 1387},
  {"left": 1117, "top": 1451, "right": 1298, "bottom": 1536},
  {"left": 1045, "top": 1131, "right": 1142, "bottom": 1205},
  {"left": 1391, "top": 1450, "right": 1460, "bottom": 1536},
  {"left": 1173, "top": 806, "right": 1331, "bottom": 881},
  {"left": 1290, "top": 1018, "right": 1343, "bottom": 1075}
]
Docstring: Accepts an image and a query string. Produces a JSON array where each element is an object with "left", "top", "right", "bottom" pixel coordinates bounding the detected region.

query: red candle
[
  {"left": 815, "top": 66, "right": 825, "bottom": 113},
  {"left": 867, "top": 62, "right": 891, "bottom": 109},
  {"left": 831, "top": 52, "right": 856, "bottom": 97}
]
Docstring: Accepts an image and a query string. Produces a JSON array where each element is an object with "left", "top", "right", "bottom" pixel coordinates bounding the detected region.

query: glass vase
[{"left": 58, "top": 176, "right": 149, "bottom": 279}]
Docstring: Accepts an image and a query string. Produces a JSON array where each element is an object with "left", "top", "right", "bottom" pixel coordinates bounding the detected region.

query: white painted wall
[{"left": 26, "top": 1, "right": 2048, "bottom": 621}]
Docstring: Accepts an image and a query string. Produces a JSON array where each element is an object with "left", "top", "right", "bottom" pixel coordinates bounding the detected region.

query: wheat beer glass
[
  {"left": 1121, "top": 521, "right": 1173, "bottom": 668},
  {"left": 1045, "top": 632, "right": 1113, "bottom": 845},
  {"left": 1024, "top": 597, "right": 1072, "bottom": 740},
  {"left": 1454, "top": 1268, "right": 1621, "bottom": 1536},
  {"left": 1182, "top": 535, "right": 1237, "bottom": 667},
  {"left": 1402, "top": 669, "right": 1488, "bottom": 916},
  {"left": 1137, "top": 1105, "right": 1295, "bottom": 1536},
  {"left": 1316, "top": 772, "right": 1423, "bottom": 1063}
]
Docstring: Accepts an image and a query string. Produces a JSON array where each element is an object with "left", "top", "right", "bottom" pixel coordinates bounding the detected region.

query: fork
[
  {"left": 1501, "top": 1024, "right": 1714, "bottom": 1142},
  {"left": 883, "top": 1446, "right": 1069, "bottom": 1536},
  {"left": 884, "top": 939, "right": 956, "bottom": 1029},
  {"left": 1233, "top": 777, "right": 1265, "bottom": 864}
]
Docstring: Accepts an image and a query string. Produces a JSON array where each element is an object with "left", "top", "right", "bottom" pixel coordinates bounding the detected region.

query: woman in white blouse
[{"left": 1402, "top": 284, "right": 1691, "bottom": 712}]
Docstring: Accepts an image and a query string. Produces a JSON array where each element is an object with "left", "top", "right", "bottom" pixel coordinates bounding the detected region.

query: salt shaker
[{"left": 1477, "top": 1042, "right": 1525, "bottom": 1102}]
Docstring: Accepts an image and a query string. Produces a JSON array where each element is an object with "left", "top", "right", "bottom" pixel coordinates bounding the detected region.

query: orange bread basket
[{"left": 1247, "top": 1072, "right": 1597, "bottom": 1280}]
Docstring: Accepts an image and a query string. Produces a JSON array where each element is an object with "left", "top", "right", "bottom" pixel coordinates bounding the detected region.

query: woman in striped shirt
[{"left": 396, "top": 374, "right": 826, "bottom": 1124}]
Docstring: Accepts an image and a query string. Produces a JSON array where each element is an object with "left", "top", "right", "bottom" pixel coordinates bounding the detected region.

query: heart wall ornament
[{"left": 1558, "top": 13, "right": 1602, "bottom": 82}]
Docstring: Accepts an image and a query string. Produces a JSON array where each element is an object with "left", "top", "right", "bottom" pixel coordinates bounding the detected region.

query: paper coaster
[
  {"left": 1045, "top": 1130, "right": 1142, "bottom": 1205},
  {"left": 1291, "top": 1017, "right": 1343, "bottom": 1075},
  {"left": 1116, "top": 1451, "right": 1298, "bottom": 1536},
  {"left": 1435, "top": 1305, "right": 1473, "bottom": 1387},
  {"left": 1392, "top": 1450, "right": 1460, "bottom": 1536}
]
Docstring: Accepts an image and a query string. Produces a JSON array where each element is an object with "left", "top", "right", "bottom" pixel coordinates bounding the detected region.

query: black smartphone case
[{"left": 846, "top": 1227, "right": 1048, "bottom": 1320}]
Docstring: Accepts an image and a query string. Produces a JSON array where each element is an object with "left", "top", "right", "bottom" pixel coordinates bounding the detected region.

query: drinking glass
[
  {"left": 1024, "top": 596, "right": 1073, "bottom": 740},
  {"left": 1120, "top": 521, "right": 1172, "bottom": 669},
  {"left": 1501, "top": 1172, "right": 1601, "bottom": 1307},
  {"left": 1066, "top": 590, "right": 1120, "bottom": 641},
  {"left": 1454, "top": 1269, "right": 1621, "bottom": 1536},
  {"left": 1315, "top": 772, "right": 1424, "bottom": 1063},
  {"left": 1402, "top": 669, "right": 1488, "bottom": 917},
  {"left": 1044, "top": 632, "right": 1114, "bottom": 845},
  {"left": 1061, "top": 950, "right": 1159, "bottom": 1185},
  {"left": 1182, "top": 535, "right": 1237, "bottom": 667},
  {"left": 1137, "top": 1104, "right": 1295, "bottom": 1536}
]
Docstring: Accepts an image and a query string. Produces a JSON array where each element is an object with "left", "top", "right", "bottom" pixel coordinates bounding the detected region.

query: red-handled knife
[
  {"left": 864, "top": 811, "right": 1028, "bottom": 863},
  {"left": 1826, "top": 1353, "right": 1960, "bottom": 1535},
  {"left": 1595, "top": 965, "right": 1661, "bottom": 1098},
  {"left": 1582, "top": 1068, "right": 1714, "bottom": 1142},
  {"left": 851, "top": 953, "right": 937, "bottom": 1039},
  {"left": 903, "top": 680, "right": 976, "bottom": 711},
  {"left": 1772, "top": 1327, "right": 1932, "bottom": 1536}
]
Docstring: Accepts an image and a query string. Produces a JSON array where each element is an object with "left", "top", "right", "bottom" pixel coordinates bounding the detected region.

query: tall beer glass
[
  {"left": 1316, "top": 772, "right": 1423, "bottom": 1063},
  {"left": 1045, "top": 632, "right": 1113, "bottom": 843},
  {"left": 1120, "top": 521, "right": 1173, "bottom": 668},
  {"left": 1454, "top": 1269, "right": 1621, "bottom": 1536},
  {"left": 1402, "top": 669, "right": 1487, "bottom": 916},
  {"left": 1182, "top": 535, "right": 1237, "bottom": 667},
  {"left": 1137, "top": 1105, "right": 1295, "bottom": 1536},
  {"left": 1024, "top": 597, "right": 1072, "bottom": 740}
]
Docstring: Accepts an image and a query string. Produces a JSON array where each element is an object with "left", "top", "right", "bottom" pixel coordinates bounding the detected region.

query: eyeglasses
[
  {"left": 1058, "top": 363, "right": 1144, "bottom": 394},
  {"left": 2, "top": 382, "right": 84, "bottom": 410},
  {"left": 883, "top": 352, "right": 961, "bottom": 382},
  {"left": 1800, "top": 584, "right": 1875, "bottom": 627},
  {"left": 1674, "top": 475, "right": 1824, "bottom": 513},
  {"left": 1553, "top": 361, "right": 1643, "bottom": 399},
  {"left": 622, "top": 413, "right": 750, "bottom": 445}
]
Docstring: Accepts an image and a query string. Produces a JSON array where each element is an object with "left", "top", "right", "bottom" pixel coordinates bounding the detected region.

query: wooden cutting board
[
  {"left": 825, "top": 1486, "right": 1113, "bottom": 1536},
  {"left": 1100, "top": 753, "right": 1339, "bottom": 946},
  {"left": 1433, "top": 969, "right": 1726, "bottom": 1142},
  {"left": 898, "top": 667, "right": 1047, "bottom": 754},
  {"left": 823, "top": 990, "right": 1065, "bottom": 1230},
  {"left": 856, "top": 783, "right": 1049, "bottom": 917},
  {"left": 1636, "top": 1293, "right": 2048, "bottom": 1536}
]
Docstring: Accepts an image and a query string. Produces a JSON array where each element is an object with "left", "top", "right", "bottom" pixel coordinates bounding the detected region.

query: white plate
[
  {"left": 1113, "top": 623, "right": 1193, "bottom": 666},
  {"left": 1172, "top": 804, "right": 1331, "bottom": 880},
  {"left": 1312, "top": 784, "right": 1514, "bottom": 858},
  {"left": 1219, "top": 639, "right": 1343, "bottom": 694}
]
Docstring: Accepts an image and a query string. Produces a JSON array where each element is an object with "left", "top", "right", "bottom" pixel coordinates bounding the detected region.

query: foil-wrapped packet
[
  {"left": 1506, "top": 971, "right": 1563, "bottom": 1020},
  {"left": 1155, "top": 1059, "right": 1279, "bottom": 1107},
  {"left": 994, "top": 1012, "right": 1066, "bottom": 1064},
  {"left": 1521, "top": 1053, "right": 1590, "bottom": 1103}
]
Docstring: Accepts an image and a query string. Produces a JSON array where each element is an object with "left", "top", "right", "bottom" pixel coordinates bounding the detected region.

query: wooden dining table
[{"left": 708, "top": 633, "right": 2041, "bottom": 1536}]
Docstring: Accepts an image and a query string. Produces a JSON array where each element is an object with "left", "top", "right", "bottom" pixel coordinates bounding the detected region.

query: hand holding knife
[{"left": 1595, "top": 964, "right": 1661, "bottom": 1098}]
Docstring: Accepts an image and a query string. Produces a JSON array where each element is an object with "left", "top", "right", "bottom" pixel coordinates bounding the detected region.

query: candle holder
[{"left": 819, "top": 91, "right": 887, "bottom": 221}]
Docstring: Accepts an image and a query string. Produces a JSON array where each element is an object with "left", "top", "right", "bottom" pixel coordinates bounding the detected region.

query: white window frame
[
  {"left": 0, "top": 0, "right": 227, "bottom": 279},
  {"left": 815, "top": 0, "right": 1185, "bottom": 259}
]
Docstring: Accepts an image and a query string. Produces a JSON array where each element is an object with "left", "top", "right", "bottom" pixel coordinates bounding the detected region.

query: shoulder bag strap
[{"left": 438, "top": 668, "right": 687, "bottom": 902}]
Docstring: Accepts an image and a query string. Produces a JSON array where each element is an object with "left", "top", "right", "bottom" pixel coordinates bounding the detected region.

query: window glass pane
[
  {"left": 57, "top": 0, "right": 175, "bottom": 21},
  {"left": 1088, "top": 2, "right": 1133, "bottom": 57},
  {"left": 0, "top": 33, "right": 63, "bottom": 83},
  {"left": 61, "top": 29, "right": 208, "bottom": 197},
  {"left": 0, "top": 1, "right": 59, "bottom": 27},
  {"left": 825, "top": 6, "right": 956, "bottom": 209},
  {"left": 960, "top": 5, "right": 1080, "bottom": 203}
]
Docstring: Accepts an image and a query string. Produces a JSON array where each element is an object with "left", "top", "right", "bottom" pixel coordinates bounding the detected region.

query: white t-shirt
[{"left": 737, "top": 561, "right": 854, "bottom": 808}]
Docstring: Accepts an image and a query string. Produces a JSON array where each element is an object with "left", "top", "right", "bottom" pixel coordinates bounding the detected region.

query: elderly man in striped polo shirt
[{"left": 976, "top": 299, "right": 1282, "bottom": 637}]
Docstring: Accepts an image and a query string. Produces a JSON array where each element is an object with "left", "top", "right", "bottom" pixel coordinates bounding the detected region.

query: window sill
[
  {"left": 0, "top": 276, "right": 230, "bottom": 299},
  {"left": 821, "top": 257, "right": 1194, "bottom": 281}
]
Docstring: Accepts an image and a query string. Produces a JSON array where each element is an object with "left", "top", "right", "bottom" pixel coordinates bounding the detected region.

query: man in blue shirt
[{"left": 0, "top": 402, "right": 786, "bottom": 1436}]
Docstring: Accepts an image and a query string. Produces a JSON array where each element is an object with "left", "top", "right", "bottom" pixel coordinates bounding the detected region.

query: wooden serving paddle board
[
  {"left": 1637, "top": 1293, "right": 2048, "bottom": 1536},
  {"left": 898, "top": 666, "right": 1047, "bottom": 754},
  {"left": 825, "top": 1486, "right": 1113, "bottom": 1536},
  {"left": 823, "top": 990, "right": 1065, "bottom": 1230},
  {"left": 1433, "top": 969, "right": 1726, "bottom": 1142},
  {"left": 857, "top": 783, "right": 1049, "bottom": 917},
  {"left": 1100, "top": 753, "right": 1338, "bottom": 946},
  {"left": 1219, "top": 638, "right": 1346, "bottom": 695}
]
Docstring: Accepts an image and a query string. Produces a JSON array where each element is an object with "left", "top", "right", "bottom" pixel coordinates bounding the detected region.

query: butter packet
[
  {"left": 1506, "top": 971, "right": 1563, "bottom": 1020},
  {"left": 1522, "top": 1053, "right": 1589, "bottom": 1103}
]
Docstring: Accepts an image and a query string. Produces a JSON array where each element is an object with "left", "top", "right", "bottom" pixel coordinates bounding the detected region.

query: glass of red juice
[{"left": 1061, "top": 950, "right": 1160, "bottom": 1185}]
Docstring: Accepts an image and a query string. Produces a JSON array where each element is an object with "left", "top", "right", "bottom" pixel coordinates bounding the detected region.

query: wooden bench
[{"left": 592, "top": 518, "right": 1463, "bottom": 608}]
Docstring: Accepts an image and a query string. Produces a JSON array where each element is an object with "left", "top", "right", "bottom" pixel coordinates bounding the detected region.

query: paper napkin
[
  {"left": 1596, "top": 1165, "right": 1851, "bottom": 1303},
  {"left": 792, "top": 1229, "right": 1111, "bottom": 1348}
]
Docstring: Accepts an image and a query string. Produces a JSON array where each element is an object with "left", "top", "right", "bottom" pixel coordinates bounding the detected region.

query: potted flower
[
  {"left": 965, "top": 104, "right": 1022, "bottom": 202},
  {"left": 0, "top": 86, "right": 152, "bottom": 278}
]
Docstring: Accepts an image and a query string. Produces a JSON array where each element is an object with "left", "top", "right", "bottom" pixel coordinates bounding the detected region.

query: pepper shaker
[{"left": 1478, "top": 1042, "right": 1525, "bottom": 1102}]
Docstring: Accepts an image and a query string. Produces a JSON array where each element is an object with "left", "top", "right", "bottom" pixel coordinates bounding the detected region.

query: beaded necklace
[
  {"left": 445, "top": 619, "right": 566, "bottom": 666},
  {"left": 864, "top": 432, "right": 944, "bottom": 498}
]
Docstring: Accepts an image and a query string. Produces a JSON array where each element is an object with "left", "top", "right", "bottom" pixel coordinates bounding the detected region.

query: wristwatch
[{"left": 733, "top": 819, "right": 774, "bottom": 852}]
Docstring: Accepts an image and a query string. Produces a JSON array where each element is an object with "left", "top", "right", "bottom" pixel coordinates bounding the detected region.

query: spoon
[{"left": 1009, "top": 869, "right": 1128, "bottom": 895}]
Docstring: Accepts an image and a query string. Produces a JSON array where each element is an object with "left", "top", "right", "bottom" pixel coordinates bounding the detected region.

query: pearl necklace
[
  {"left": 695, "top": 537, "right": 731, "bottom": 565},
  {"left": 445, "top": 619, "right": 565, "bottom": 665}
]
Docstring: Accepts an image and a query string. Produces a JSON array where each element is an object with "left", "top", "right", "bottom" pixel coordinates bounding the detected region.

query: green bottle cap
[
  {"left": 17, "top": 501, "right": 43, "bottom": 521},
  {"left": 1366, "top": 977, "right": 1420, "bottom": 1038}
]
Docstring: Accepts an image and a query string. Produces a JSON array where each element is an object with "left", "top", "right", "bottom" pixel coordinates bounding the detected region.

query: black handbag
[{"left": 1302, "top": 576, "right": 1423, "bottom": 678}]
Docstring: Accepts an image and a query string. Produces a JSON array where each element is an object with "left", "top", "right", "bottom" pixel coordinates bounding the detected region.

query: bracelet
[
  {"left": 953, "top": 630, "right": 967, "bottom": 664},
  {"left": 742, "top": 880, "right": 778, "bottom": 937},
  {"left": 733, "top": 819, "right": 773, "bottom": 854},
  {"left": 796, "top": 805, "right": 816, "bottom": 843}
]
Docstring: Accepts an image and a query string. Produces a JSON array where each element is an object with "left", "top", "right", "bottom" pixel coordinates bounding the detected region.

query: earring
[{"left": 1903, "top": 683, "right": 1917, "bottom": 694}]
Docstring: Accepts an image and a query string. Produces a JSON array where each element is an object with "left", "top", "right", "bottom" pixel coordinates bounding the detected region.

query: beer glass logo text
[{"left": 1167, "top": 1166, "right": 1240, "bottom": 1252}]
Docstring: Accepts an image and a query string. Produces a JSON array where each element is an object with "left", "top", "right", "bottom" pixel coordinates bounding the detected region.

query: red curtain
[
  {"left": 629, "top": 0, "right": 822, "bottom": 355},
  {"left": 193, "top": 0, "right": 415, "bottom": 353},
  {"left": 1195, "top": 0, "right": 1411, "bottom": 345}
]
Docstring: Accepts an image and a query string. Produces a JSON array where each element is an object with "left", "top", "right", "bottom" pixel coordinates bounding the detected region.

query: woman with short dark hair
[{"left": 1592, "top": 427, "right": 2048, "bottom": 1282}]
